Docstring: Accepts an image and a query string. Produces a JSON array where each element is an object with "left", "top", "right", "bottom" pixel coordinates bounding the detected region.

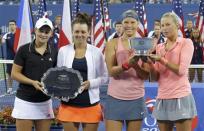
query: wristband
[
  {"left": 122, "top": 62, "right": 130, "bottom": 70},
  {"left": 160, "top": 57, "right": 168, "bottom": 66}
]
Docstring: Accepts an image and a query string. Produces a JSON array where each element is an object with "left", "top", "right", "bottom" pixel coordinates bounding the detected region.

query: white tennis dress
[{"left": 12, "top": 97, "right": 54, "bottom": 119}]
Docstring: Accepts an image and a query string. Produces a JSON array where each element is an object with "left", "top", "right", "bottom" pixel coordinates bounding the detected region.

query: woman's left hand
[
  {"left": 81, "top": 80, "right": 90, "bottom": 91},
  {"left": 149, "top": 54, "right": 161, "bottom": 61},
  {"left": 129, "top": 55, "right": 140, "bottom": 66}
]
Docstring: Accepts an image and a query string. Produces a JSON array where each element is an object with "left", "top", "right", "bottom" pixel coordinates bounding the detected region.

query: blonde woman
[
  {"left": 148, "top": 12, "right": 197, "bottom": 131},
  {"left": 105, "top": 9, "right": 149, "bottom": 131}
]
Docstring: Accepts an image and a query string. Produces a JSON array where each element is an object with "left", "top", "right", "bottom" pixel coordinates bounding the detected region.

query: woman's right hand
[
  {"left": 128, "top": 55, "right": 140, "bottom": 67},
  {"left": 32, "top": 80, "right": 44, "bottom": 91},
  {"left": 149, "top": 54, "right": 161, "bottom": 61}
]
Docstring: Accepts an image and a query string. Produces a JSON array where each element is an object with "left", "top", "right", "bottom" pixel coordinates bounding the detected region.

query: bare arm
[
  {"left": 1, "top": 33, "right": 6, "bottom": 45},
  {"left": 105, "top": 39, "right": 149, "bottom": 78},
  {"left": 132, "top": 61, "right": 149, "bottom": 80},
  {"left": 11, "top": 64, "right": 43, "bottom": 91},
  {"left": 105, "top": 39, "right": 124, "bottom": 77}
]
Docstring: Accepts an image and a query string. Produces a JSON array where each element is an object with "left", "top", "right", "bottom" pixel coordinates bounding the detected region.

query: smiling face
[
  {"left": 72, "top": 23, "right": 90, "bottom": 45},
  {"left": 161, "top": 15, "right": 178, "bottom": 39},
  {"left": 35, "top": 25, "right": 52, "bottom": 44},
  {"left": 122, "top": 17, "right": 138, "bottom": 38}
]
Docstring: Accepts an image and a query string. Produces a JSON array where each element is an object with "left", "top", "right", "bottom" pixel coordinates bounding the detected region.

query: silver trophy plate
[
  {"left": 41, "top": 66, "right": 83, "bottom": 102},
  {"left": 129, "top": 37, "right": 153, "bottom": 56}
]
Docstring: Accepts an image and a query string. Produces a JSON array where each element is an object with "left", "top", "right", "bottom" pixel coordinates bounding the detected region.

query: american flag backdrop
[
  {"left": 92, "top": 0, "right": 106, "bottom": 52},
  {"left": 72, "top": 0, "right": 80, "bottom": 21},
  {"left": 172, "top": 0, "right": 185, "bottom": 37},
  {"left": 37, "top": 0, "right": 47, "bottom": 19},
  {"left": 196, "top": 0, "right": 204, "bottom": 42},
  {"left": 101, "top": 0, "right": 110, "bottom": 31},
  {"left": 188, "top": 12, "right": 198, "bottom": 18},
  {"left": 134, "top": 0, "right": 148, "bottom": 37}
]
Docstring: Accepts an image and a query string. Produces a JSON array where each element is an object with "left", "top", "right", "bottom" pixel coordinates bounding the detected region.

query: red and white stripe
[
  {"left": 136, "top": 6, "right": 147, "bottom": 38},
  {"left": 93, "top": 18, "right": 105, "bottom": 52},
  {"left": 58, "top": 0, "right": 72, "bottom": 48},
  {"left": 103, "top": 7, "right": 110, "bottom": 31},
  {"left": 196, "top": 14, "right": 204, "bottom": 42}
]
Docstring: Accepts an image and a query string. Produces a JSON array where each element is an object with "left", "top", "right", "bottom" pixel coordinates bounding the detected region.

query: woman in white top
[{"left": 57, "top": 13, "right": 108, "bottom": 131}]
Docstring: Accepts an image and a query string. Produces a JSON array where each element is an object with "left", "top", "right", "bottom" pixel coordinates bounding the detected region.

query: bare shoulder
[{"left": 106, "top": 38, "right": 118, "bottom": 50}]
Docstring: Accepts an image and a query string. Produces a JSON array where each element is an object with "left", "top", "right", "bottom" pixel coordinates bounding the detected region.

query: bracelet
[
  {"left": 122, "top": 61, "right": 130, "bottom": 70},
  {"left": 160, "top": 57, "right": 168, "bottom": 66}
]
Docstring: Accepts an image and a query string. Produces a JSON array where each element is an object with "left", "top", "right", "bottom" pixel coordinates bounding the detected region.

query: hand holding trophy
[
  {"left": 129, "top": 37, "right": 154, "bottom": 62},
  {"left": 41, "top": 66, "right": 83, "bottom": 102}
]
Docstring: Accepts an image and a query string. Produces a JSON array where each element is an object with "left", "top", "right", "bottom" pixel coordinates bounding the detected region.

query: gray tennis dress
[{"left": 153, "top": 94, "right": 197, "bottom": 121}]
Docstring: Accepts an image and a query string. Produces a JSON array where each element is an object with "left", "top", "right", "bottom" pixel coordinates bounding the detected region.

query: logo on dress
[{"left": 46, "top": 114, "right": 51, "bottom": 118}]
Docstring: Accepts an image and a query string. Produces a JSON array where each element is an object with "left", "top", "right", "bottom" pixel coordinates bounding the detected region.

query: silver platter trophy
[
  {"left": 41, "top": 66, "right": 83, "bottom": 102},
  {"left": 129, "top": 37, "right": 153, "bottom": 62},
  {"left": 129, "top": 37, "right": 153, "bottom": 55}
]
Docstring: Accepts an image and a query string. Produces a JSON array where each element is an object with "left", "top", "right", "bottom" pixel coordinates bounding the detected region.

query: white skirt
[{"left": 12, "top": 97, "right": 55, "bottom": 119}]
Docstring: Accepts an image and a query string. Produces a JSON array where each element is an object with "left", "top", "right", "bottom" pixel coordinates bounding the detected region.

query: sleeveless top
[{"left": 107, "top": 37, "right": 145, "bottom": 100}]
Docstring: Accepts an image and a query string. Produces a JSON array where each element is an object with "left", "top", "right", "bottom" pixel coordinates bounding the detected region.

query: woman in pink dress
[
  {"left": 105, "top": 9, "right": 149, "bottom": 131},
  {"left": 148, "top": 12, "right": 197, "bottom": 131}
]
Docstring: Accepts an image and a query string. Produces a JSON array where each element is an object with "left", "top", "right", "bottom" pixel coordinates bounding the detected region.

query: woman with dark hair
[
  {"left": 189, "top": 27, "right": 203, "bottom": 82},
  {"left": 11, "top": 18, "right": 57, "bottom": 131},
  {"left": 57, "top": 13, "right": 108, "bottom": 131}
]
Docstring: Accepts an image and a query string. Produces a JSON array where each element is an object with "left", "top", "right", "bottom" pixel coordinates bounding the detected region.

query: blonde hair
[{"left": 161, "top": 12, "right": 179, "bottom": 27}]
